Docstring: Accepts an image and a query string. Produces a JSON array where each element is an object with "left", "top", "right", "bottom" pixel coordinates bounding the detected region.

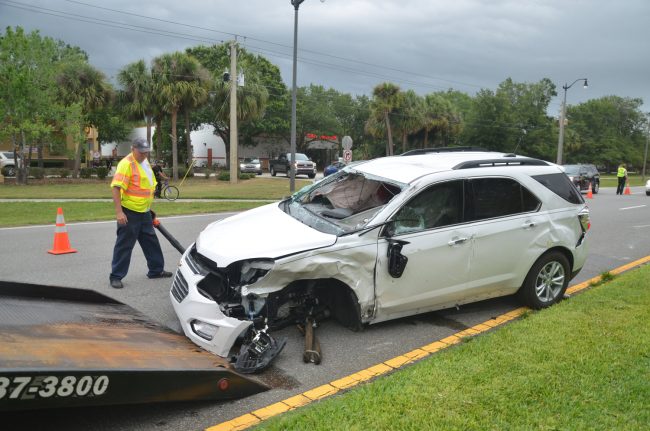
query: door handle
[
  {"left": 448, "top": 236, "right": 468, "bottom": 246},
  {"left": 522, "top": 221, "right": 536, "bottom": 229}
]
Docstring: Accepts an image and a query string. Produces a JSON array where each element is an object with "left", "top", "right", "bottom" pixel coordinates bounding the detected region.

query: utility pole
[
  {"left": 229, "top": 39, "right": 238, "bottom": 185},
  {"left": 643, "top": 112, "right": 649, "bottom": 183}
]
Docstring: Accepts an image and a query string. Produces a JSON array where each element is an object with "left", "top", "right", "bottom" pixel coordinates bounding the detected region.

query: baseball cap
[{"left": 132, "top": 137, "right": 151, "bottom": 152}]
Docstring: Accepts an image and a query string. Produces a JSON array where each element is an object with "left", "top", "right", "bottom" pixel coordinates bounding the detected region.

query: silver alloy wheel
[{"left": 534, "top": 261, "right": 565, "bottom": 303}]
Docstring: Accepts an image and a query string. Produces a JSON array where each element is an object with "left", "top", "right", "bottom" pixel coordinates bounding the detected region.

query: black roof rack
[
  {"left": 453, "top": 157, "right": 550, "bottom": 170},
  {"left": 401, "top": 146, "right": 488, "bottom": 156}
]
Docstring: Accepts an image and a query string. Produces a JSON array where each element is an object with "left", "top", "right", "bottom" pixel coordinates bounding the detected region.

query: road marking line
[
  {"left": 206, "top": 255, "right": 650, "bottom": 431},
  {"left": 620, "top": 205, "right": 646, "bottom": 210}
]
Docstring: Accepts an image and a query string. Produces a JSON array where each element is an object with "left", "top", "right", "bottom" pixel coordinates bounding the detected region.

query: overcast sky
[{"left": 2, "top": 0, "right": 649, "bottom": 116}]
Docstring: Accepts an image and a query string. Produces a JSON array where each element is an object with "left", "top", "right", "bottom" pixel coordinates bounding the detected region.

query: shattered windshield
[{"left": 282, "top": 170, "right": 405, "bottom": 235}]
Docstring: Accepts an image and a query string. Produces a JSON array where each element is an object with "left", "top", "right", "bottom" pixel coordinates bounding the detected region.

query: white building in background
[{"left": 101, "top": 124, "right": 226, "bottom": 167}]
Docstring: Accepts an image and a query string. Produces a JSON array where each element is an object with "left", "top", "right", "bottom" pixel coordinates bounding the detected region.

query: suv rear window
[{"left": 533, "top": 173, "right": 584, "bottom": 204}]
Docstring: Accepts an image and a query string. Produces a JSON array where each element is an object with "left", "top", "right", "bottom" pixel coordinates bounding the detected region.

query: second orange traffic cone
[
  {"left": 624, "top": 181, "right": 631, "bottom": 195},
  {"left": 586, "top": 182, "right": 593, "bottom": 199},
  {"left": 48, "top": 207, "right": 77, "bottom": 255}
]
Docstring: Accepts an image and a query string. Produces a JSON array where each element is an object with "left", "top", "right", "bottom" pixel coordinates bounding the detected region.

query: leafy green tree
[
  {"left": 0, "top": 26, "right": 83, "bottom": 184},
  {"left": 56, "top": 61, "right": 113, "bottom": 178},
  {"left": 187, "top": 44, "right": 283, "bottom": 160},
  {"left": 461, "top": 78, "right": 556, "bottom": 158},
  {"left": 567, "top": 96, "right": 647, "bottom": 170},
  {"left": 152, "top": 52, "right": 209, "bottom": 179},
  {"left": 117, "top": 60, "right": 155, "bottom": 147},
  {"left": 368, "top": 82, "right": 403, "bottom": 156},
  {"left": 392, "top": 90, "right": 424, "bottom": 153}
]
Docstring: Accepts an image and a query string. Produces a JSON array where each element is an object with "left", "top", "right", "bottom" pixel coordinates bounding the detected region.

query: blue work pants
[{"left": 110, "top": 207, "right": 164, "bottom": 280}]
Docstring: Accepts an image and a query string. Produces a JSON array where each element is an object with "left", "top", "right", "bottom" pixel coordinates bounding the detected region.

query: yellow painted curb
[{"left": 205, "top": 255, "right": 650, "bottom": 431}]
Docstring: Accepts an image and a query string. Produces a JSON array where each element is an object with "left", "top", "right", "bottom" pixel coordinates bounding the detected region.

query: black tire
[
  {"left": 517, "top": 251, "right": 570, "bottom": 309},
  {"left": 308, "top": 173, "right": 315, "bottom": 179},
  {"left": 592, "top": 180, "right": 599, "bottom": 194},
  {"left": 163, "top": 185, "right": 179, "bottom": 201},
  {"left": 270, "top": 167, "right": 276, "bottom": 177},
  {"left": 4, "top": 166, "right": 16, "bottom": 177}
]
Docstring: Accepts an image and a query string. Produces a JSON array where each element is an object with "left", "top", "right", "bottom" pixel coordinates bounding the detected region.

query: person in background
[
  {"left": 109, "top": 138, "right": 172, "bottom": 289},
  {"left": 152, "top": 160, "right": 168, "bottom": 198},
  {"left": 616, "top": 163, "right": 628, "bottom": 195}
]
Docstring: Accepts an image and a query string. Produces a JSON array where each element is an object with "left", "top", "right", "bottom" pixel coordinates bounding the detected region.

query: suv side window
[
  {"left": 533, "top": 173, "right": 584, "bottom": 204},
  {"left": 468, "top": 177, "right": 540, "bottom": 221},
  {"left": 392, "top": 180, "right": 463, "bottom": 234}
]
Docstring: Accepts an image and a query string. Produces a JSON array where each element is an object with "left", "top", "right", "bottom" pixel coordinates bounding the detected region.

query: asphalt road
[{"left": 1, "top": 186, "right": 649, "bottom": 431}]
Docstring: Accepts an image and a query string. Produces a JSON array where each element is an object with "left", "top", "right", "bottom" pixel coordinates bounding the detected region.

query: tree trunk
[
  {"left": 171, "top": 109, "right": 178, "bottom": 181},
  {"left": 402, "top": 130, "right": 407, "bottom": 154},
  {"left": 423, "top": 128, "right": 429, "bottom": 149},
  {"left": 384, "top": 112, "right": 393, "bottom": 156},
  {"left": 73, "top": 126, "right": 84, "bottom": 179},
  {"left": 16, "top": 133, "right": 27, "bottom": 185},
  {"left": 155, "top": 117, "right": 163, "bottom": 162}
]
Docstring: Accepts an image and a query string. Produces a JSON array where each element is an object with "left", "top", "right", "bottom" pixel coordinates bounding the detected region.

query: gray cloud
[{"left": 1, "top": 0, "right": 648, "bottom": 115}]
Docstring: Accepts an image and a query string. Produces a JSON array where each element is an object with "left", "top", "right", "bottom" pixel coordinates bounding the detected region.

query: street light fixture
[{"left": 556, "top": 78, "right": 588, "bottom": 165}]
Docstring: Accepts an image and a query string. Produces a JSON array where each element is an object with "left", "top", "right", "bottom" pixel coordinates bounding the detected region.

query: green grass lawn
[
  {"left": 0, "top": 201, "right": 267, "bottom": 227},
  {"left": 0, "top": 177, "right": 314, "bottom": 227},
  {"left": 600, "top": 174, "right": 646, "bottom": 187},
  {"left": 255, "top": 267, "right": 650, "bottom": 430},
  {"left": 0, "top": 176, "right": 312, "bottom": 199}
]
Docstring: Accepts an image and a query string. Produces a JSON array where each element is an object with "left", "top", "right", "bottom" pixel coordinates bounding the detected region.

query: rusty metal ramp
[{"left": 0, "top": 281, "right": 268, "bottom": 411}]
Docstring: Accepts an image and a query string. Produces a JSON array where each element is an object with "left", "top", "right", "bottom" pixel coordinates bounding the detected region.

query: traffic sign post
[{"left": 343, "top": 149, "right": 352, "bottom": 163}]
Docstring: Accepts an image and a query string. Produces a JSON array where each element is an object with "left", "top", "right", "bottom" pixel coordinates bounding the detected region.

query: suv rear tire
[
  {"left": 592, "top": 180, "right": 599, "bottom": 194},
  {"left": 518, "top": 251, "right": 570, "bottom": 309}
]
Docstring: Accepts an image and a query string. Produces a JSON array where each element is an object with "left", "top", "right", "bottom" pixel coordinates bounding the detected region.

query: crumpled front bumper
[{"left": 170, "top": 253, "right": 251, "bottom": 358}]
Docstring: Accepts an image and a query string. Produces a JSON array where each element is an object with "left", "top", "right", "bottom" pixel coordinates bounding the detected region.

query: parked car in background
[
  {"left": 239, "top": 158, "right": 263, "bottom": 175},
  {"left": 645, "top": 179, "right": 650, "bottom": 196},
  {"left": 171, "top": 150, "right": 590, "bottom": 372},
  {"left": 269, "top": 153, "right": 316, "bottom": 178},
  {"left": 324, "top": 161, "right": 346, "bottom": 177},
  {"left": 562, "top": 164, "right": 600, "bottom": 194},
  {"left": 0, "top": 151, "right": 16, "bottom": 177}
]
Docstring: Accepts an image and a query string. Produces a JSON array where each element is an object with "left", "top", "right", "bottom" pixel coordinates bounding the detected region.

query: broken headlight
[{"left": 238, "top": 259, "right": 274, "bottom": 286}]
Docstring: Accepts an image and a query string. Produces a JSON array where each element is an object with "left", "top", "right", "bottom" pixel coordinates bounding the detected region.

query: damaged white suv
[{"left": 171, "top": 151, "right": 590, "bottom": 372}]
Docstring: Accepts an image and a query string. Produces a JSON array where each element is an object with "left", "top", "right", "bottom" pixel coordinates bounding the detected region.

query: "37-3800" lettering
[{"left": 0, "top": 375, "right": 109, "bottom": 400}]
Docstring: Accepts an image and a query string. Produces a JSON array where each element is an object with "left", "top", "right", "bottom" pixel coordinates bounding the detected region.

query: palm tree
[
  {"left": 369, "top": 83, "right": 402, "bottom": 156},
  {"left": 179, "top": 59, "right": 211, "bottom": 174},
  {"left": 152, "top": 52, "right": 208, "bottom": 180},
  {"left": 422, "top": 93, "right": 458, "bottom": 148},
  {"left": 117, "top": 60, "right": 155, "bottom": 146},
  {"left": 56, "top": 62, "right": 113, "bottom": 178},
  {"left": 393, "top": 90, "right": 425, "bottom": 153}
]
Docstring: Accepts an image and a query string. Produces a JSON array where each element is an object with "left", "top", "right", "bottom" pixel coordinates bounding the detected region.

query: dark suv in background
[{"left": 562, "top": 164, "right": 600, "bottom": 194}]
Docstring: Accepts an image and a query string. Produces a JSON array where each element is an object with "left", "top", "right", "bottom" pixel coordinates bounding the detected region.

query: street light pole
[
  {"left": 556, "top": 78, "right": 588, "bottom": 165},
  {"left": 289, "top": 0, "right": 304, "bottom": 193}
]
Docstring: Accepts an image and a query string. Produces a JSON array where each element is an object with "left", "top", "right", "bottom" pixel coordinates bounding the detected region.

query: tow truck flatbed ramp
[{"left": 0, "top": 281, "right": 269, "bottom": 411}]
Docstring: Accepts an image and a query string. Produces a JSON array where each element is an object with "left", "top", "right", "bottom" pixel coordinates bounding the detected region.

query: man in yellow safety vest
[
  {"left": 109, "top": 138, "right": 172, "bottom": 289},
  {"left": 616, "top": 163, "right": 628, "bottom": 195}
]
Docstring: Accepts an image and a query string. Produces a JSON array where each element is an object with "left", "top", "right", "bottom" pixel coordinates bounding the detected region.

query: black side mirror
[{"left": 387, "top": 239, "right": 409, "bottom": 278}]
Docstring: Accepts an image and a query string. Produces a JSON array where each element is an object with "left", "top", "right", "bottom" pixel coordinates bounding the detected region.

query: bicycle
[{"left": 156, "top": 180, "right": 179, "bottom": 201}]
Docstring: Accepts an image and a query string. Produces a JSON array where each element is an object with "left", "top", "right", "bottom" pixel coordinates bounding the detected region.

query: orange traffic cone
[
  {"left": 48, "top": 207, "right": 77, "bottom": 255},
  {"left": 586, "top": 182, "right": 593, "bottom": 199},
  {"left": 624, "top": 181, "right": 631, "bottom": 195}
]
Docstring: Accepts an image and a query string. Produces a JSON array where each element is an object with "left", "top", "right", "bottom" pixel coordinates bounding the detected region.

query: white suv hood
[{"left": 195, "top": 202, "right": 337, "bottom": 267}]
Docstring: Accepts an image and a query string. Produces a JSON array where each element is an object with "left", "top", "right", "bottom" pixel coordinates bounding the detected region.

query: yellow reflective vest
[
  {"left": 617, "top": 166, "right": 627, "bottom": 178},
  {"left": 110, "top": 153, "right": 157, "bottom": 212}
]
